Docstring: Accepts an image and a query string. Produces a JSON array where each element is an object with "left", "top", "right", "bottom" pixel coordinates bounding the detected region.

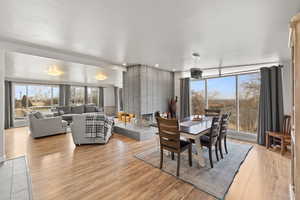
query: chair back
[
  {"left": 283, "top": 115, "right": 291, "bottom": 136},
  {"left": 219, "top": 113, "right": 230, "bottom": 139},
  {"left": 205, "top": 109, "right": 221, "bottom": 117},
  {"left": 208, "top": 116, "right": 221, "bottom": 145},
  {"left": 156, "top": 117, "right": 180, "bottom": 153}
]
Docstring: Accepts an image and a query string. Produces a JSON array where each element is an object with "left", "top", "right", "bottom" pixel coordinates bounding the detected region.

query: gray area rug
[
  {"left": 135, "top": 141, "right": 253, "bottom": 200},
  {"left": 0, "top": 156, "right": 33, "bottom": 200}
]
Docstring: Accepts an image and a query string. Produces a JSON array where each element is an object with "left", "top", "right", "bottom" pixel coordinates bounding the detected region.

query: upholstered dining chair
[
  {"left": 266, "top": 115, "right": 292, "bottom": 155},
  {"left": 218, "top": 113, "right": 231, "bottom": 159},
  {"left": 204, "top": 109, "right": 221, "bottom": 117},
  {"left": 200, "top": 116, "right": 221, "bottom": 168},
  {"left": 156, "top": 117, "right": 192, "bottom": 176}
]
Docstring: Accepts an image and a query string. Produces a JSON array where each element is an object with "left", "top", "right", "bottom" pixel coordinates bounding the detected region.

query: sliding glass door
[
  {"left": 70, "top": 86, "right": 85, "bottom": 105},
  {"left": 87, "top": 87, "right": 99, "bottom": 105},
  {"left": 190, "top": 72, "right": 260, "bottom": 134},
  {"left": 13, "top": 83, "right": 59, "bottom": 126}
]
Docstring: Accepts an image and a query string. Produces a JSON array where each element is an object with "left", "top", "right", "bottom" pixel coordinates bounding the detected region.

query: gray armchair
[
  {"left": 70, "top": 114, "right": 114, "bottom": 145},
  {"left": 28, "top": 113, "right": 68, "bottom": 138}
]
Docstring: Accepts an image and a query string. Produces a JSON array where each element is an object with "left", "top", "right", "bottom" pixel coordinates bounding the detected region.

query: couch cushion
[
  {"left": 57, "top": 106, "right": 71, "bottom": 114},
  {"left": 85, "top": 105, "right": 97, "bottom": 113},
  {"left": 33, "top": 112, "right": 44, "bottom": 119},
  {"left": 71, "top": 105, "right": 85, "bottom": 114}
]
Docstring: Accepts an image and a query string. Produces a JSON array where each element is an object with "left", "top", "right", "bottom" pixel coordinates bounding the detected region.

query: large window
[
  {"left": 191, "top": 73, "right": 260, "bottom": 134},
  {"left": 207, "top": 77, "right": 237, "bottom": 130},
  {"left": 14, "top": 83, "right": 59, "bottom": 122},
  {"left": 87, "top": 87, "right": 99, "bottom": 105},
  {"left": 191, "top": 80, "right": 206, "bottom": 115},
  {"left": 238, "top": 73, "right": 260, "bottom": 133},
  {"left": 70, "top": 86, "right": 85, "bottom": 105}
]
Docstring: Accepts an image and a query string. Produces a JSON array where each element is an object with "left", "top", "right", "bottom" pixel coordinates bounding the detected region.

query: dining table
[{"left": 151, "top": 116, "right": 213, "bottom": 168}]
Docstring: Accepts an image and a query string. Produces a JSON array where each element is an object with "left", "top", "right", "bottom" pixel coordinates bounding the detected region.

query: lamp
[{"left": 46, "top": 65, "right": 64, "bottom": 76}]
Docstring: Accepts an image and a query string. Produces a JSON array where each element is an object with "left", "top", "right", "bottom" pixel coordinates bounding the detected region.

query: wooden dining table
[
  {"left": 151, "top": 116, "right": 213, "bottom": 167},
  {"left": 179, "top": 116, "right": 212, "bottom": 167}
]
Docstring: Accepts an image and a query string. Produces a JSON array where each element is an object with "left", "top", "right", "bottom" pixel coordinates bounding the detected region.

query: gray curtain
[
  {"left": 84, "top": 86, "right": 88, "bottom": 104},
  {"left": 65, "top": 85, "right": 71, "bottom": 106},
  {"left": 99, "top": 87, "right": 104, "bottom": 108},
  {"left": 114, "top": 87, "right": 120, "bottom": 113},
  {"left": 4, "top": 81, "right": 13, "bottom": 129},
  {"left": 258, "top": 66, "right": 284, "bottom": 145},
  {"left": 59, "top": 84, "right": 65, "bottom": 106},
  {"left": 180, "top": 78, "right": 190, "bottom": 120}
]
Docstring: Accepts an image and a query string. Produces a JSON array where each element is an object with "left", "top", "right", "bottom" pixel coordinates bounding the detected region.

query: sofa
[
  {"left": 70, "top": 113, "right": 114, "bottom": 145},
  {"left": 55, "top": 104, "right": 104, "bottom": 123},
  {"left": 28, "top": 112, "right": 68, "bottom": 138}
]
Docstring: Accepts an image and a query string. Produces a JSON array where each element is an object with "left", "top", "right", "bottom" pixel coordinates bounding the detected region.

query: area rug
[
  {"left": 135, "top": 141, "right": 253, "bottom": 200},
  {"left": 0, "top": 156, "right": 33, "bottom": 200}
]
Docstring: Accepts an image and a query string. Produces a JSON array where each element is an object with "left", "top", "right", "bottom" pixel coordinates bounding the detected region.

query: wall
[
  {"left": 0, "top": 49, "right": 5, "bottom": 162},
  {"left": 282, "top": 61, "right": 293, "bottom": 115},
  {"left": 123, "top": 65, "right": 174, "bottom": 116}
]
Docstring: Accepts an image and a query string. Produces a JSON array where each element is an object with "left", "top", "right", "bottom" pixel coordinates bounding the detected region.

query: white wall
[
  {"left": 282, "top": 61, "right": 293, "bottom": 115},
  {"left": 0, "top": 49, "right": 5, "bottom": 162},
  {"left": 104, "top": 86, "right": 115, "bottom": 107}
]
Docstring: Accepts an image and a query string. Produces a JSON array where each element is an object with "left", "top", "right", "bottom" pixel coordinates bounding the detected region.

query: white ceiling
[
  {"left": 0, "top": 0, "right": 299, "bottom": 71},
  {"left": 5, "top": 52, "right": 123, "bottom": 87}
]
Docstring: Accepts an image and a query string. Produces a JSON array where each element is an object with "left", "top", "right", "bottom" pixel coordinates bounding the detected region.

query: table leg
[{"left": 194, "top": 136, "right": 206, "bottom": 167}]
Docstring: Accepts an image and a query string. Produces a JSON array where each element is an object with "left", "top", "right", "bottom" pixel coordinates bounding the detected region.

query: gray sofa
[
  {"left": 70, "top": 113, "right": 114, "bottom": 145},
  {"left": 55, "top": 104, "right": 103, "bottom": 123},
  {"left": 28, "top": 112, "right": 68, "bottom": 138}
]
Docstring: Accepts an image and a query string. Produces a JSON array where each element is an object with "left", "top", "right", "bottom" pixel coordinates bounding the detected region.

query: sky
[{"left": 191, "top": 74, "right": 259, "bottom": 99}]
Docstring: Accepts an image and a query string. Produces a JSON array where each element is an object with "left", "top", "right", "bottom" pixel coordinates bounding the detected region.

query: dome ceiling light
[
  {"left": 95, "top": 72, "right": 108, "bottom": 81},
  {"left": 46, "top": 65, "right": 64, "bottom": 76}
]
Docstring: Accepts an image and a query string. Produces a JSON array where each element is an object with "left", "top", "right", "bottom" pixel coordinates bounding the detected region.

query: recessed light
[
  {"left": 172, "top": 69, "right": 176, "bottom": 72},
  {"left": 122, "top": 63, "right": 127, "bottom": 66},
  {"left": 154, "top": 64, "right": 159, "bottom": 68}
]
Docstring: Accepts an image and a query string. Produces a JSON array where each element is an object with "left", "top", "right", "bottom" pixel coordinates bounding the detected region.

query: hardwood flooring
[{"left": 4, "top": 127, "right": 291, "bottom": 200}]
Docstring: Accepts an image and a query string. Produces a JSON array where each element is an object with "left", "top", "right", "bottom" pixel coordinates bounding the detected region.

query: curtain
[
  {"left": 114, "top": 87, "right": 120, "bottom": 114},
  {"left": 65, "top": 85, "right": 71, "bottom": 106},
  {"left": 84, "top": 86, "right": 88, "bottom": 104},
  {"left": 99, "top": 87, "right": 104, "bottom": 108},
  {"left": 257, "top": 66, "right": 284, "bottom": 145},
  {"left": 59, "top": 84, "right": 65, "bottom": 106},
  {"left": 180, "top": 78, "right": 190, "bottom": 120},
  {"left": 4, "top": 81, "right": 13, "bottom": 129}
]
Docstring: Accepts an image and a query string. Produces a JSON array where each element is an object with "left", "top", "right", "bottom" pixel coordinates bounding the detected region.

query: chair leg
[
  {"left": 224, "top": 136, "right": 228, "bottom": 154},
  {"left": 219, "top": 138, "right": 224, "bottom": 159},
  {"left": 215, "top": 143, "right": 219, "bottom": 161},
  {"left": 171, "top": 152, "right": 175, "bottom": 160},
  {"left": 188, "top": 145, "right": 192, "bottom": 167},
  {"left": 209, "top": 147, "right": 213, "bottom": 168},
  {"left": 266, "top": 134, "right": 269, "bottom": 149},
  {"left": 281, "top": 139, "right": 285, "bottom": 155},
  {"left": 177, "top": 153, "right": 181, "bottom": 176},
  {"left": 160, "top": 148, "right": 163, "bottom": 169}
]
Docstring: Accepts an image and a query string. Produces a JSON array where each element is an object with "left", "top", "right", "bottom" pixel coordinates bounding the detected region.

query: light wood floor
[{"left": 5, "top": 127, "right": 291, "bottom": 200}]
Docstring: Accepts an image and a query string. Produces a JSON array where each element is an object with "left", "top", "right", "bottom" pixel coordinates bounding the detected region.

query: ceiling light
[
  {"left": 95, "top": 72, "right": 108, "bottom": 81},
  {"left": 122, "top": 63, "right": 127, "bottom": 66},
  {"left": 172, "top": 68, "right": 176, "bottom": 72},
  {"left": 46, "top": 65, "right": 64, "bottom": 76},
  {"left": 154, "top": 64, "right": 159, "bottom": 68}
]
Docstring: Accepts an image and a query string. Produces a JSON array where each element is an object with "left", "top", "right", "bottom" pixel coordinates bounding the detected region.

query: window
[
  {"left": 191, "top": 80, "right": 206, "bottom": 115},
  {"left": 70, "top": 86, "right": 85, "bottom": 105},
  {"left": 238, "top": 73, "right": 260, "bottom": 133},
  {"left": 207, "top": 77, "right": 237, "bottom": 130},
  {"left": 190, "top": 72, "right": 260, "bottom": 134},
  {"left": 87, "top": 87, "right": 99, "bottom": 105},
  {"left": 13, "top": 83, "right": 59, "bottom": 123}
]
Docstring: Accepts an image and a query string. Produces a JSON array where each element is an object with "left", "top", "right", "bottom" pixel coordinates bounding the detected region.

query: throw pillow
[{"left": 33, "top": 112, "right": 44, "bottom": 119}]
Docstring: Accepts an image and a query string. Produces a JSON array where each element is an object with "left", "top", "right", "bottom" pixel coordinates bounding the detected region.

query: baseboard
[
  {"left": 0, "top": 154, "right": 6, "bottom": 163},
  {"left": 290, "top": 184, "right": 295, "bottom": 200}
]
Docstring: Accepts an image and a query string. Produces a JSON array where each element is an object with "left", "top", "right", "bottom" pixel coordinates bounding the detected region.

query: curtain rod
[{"left": 183, "top": 61, "right": 280, "bottom": 72}]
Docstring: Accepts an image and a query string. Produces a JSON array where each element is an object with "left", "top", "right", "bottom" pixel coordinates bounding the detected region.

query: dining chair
[
  {"left": 266, "top": 115, "right": 291, "bottom": 155},
  {"left": 218, "top": 113, "right": 231, "bottom": 159},
  {"left": 200, "top": 116, "right": 221, "bottom": 168},
  {"left": 204, "top": 109, "right": 221, "bottom": 117},
  {"left": 156, "top": 117, "right": 192, "bottom": 176}
]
